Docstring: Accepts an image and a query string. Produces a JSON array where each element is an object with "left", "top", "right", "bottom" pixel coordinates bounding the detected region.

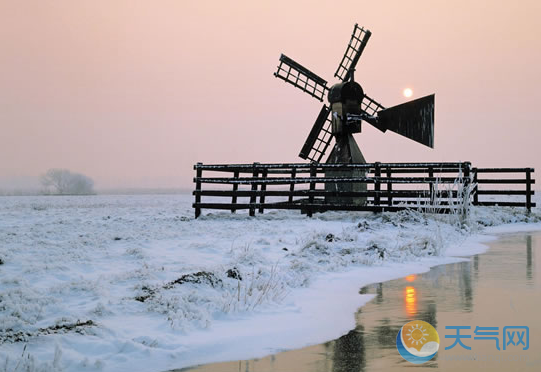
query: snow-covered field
[{"left": 0, "top": 193, "right": 540, "bottom": 372}]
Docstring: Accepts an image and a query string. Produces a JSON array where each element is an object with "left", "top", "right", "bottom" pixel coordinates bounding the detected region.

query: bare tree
[{"left": 40, "top": 169, "right": 95, "bottom": 195}]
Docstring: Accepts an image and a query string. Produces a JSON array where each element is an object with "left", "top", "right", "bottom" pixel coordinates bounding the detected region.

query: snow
[{"left": 0, "top": 193, "right": 540, "bottom": 372}]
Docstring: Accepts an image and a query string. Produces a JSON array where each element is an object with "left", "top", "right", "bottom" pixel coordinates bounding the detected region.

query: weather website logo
[{"left": 396, "top": 320, "right": 440, "bottom": 364}]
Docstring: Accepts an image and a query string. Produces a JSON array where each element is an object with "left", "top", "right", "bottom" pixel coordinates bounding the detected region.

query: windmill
[{"left": 274, "top": 24, "right": 435, "bottom": 205}]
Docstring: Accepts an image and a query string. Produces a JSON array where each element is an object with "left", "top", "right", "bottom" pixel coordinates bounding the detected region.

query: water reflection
[
  {"left": 404, "top": 286, "right": 417, "bottom": 316},
  {"left": 330, "top": 328, "right": 366, "bottom": 372},
  {"left": 459, "top": 261, "right": 473, "bottom": 311},
  {"left": 177, "top": 232, "right": 539, "bottom": 372},
  {"left": 526, "top": 235, "right": 532, "bottom": 282}
]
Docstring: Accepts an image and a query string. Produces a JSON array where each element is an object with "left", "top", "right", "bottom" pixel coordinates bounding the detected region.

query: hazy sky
[{"left": 1, "top": 0, "right": 540, "bottom": 189}]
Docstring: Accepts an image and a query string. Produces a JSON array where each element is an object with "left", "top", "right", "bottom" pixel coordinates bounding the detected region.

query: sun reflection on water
[{"left": 404, "top": 286, "right": 417, "bottom": 315}]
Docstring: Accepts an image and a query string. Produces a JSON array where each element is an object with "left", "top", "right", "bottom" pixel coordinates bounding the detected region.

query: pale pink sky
[{"left": 1, "top": 1, "right": 539, "bottom": 189}]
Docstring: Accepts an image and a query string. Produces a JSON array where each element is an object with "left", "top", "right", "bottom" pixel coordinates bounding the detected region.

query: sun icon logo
[
  {"left": 406, "top": 323, "right": 429, "bottom": 346},
  {"left": 396, "top": 320, "right": 439, "bottom": 364}
]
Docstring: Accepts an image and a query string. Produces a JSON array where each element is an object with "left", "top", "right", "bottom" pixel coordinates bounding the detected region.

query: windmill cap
[{"left": 328, "top": 81, "right": 364, "bottom": 104}]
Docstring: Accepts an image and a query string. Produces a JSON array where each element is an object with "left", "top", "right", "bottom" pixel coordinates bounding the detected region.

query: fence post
[
  {"left": 526, "top": 168, "right": 532, "bottom": 212},
  {"left": 308, "top": 163, "right": 316, "bottom": 217},
  {"left": 428, "top": 166, "right": 434, "bottom": 205},
  {"left": 463, "top": 162, "right": 471, "bottom": 217},
  {"left": 374, "top": 162, "right": 381, "bottom": 210},
  {"left": 231, "top": 170, "right": 239, "bottom": 213},
  {"left": 289, "top": 167, "right": 296, "bottom": 204},
  {"left": 472, "top": 167, "right": 478, "bottom": 206},
  {"left": 194, "top": 163, "right": 202, "bottom": 218},
  {"left": 249, "top": 162, "right": 259, "bottom": 217},
  {"left": 386, "top": 167, "right": 393, "bottom": 206},
  {"left": 259, "top": 168, "right": 268, "bottom": 214}
]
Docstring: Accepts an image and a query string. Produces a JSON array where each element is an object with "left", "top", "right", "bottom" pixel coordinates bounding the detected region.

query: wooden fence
[{"left": 192, "top": 162, "right": 535, "bottom": 218}]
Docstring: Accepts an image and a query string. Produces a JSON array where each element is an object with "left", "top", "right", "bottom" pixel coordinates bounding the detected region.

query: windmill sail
[
  {"left": 359, "top": 93, "right": 387, "bottom": 132},
  {"left": 377, "top": 94, "right": 435, "bottom": 148},
  {"left": 334, "top": 25, "right": 372, "bottom": 82},
  {"left": 299, "top": 105, "right": 333, "bottom": 162},
  {"left": 274, "top": 54, "right": 328, "bottom": 102},
  {"left": 361, "top": 93, "right": 385, "bottom": 117}
]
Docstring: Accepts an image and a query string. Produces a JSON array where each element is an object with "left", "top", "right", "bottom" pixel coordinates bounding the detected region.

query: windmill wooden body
[{"left": 274, "top": 24, "right": 435, "bottom": 205}]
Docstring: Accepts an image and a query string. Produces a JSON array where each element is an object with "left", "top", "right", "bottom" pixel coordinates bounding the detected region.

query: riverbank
[{"left": 183, "top": 230, "right": 541, "bottom": 371}]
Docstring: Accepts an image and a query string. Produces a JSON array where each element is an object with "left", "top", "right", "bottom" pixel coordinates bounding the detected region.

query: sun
[
  {"left": 403, "top": 88, "right": 413, "bottom": 98},
  {"left": 406, "top": 323, "right": 429, "bottom": 345}
]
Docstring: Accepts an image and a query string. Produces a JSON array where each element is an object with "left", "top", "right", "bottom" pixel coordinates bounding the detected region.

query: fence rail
[{"left": 193, "top": 162, "right": 535, "bottom": 218}]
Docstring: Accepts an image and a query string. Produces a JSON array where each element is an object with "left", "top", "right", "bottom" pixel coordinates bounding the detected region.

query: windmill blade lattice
[
  {"left": 334, "top": 25, "right": 372, "bottom": 82},
  {"left": 298, "top": 105, "right": 333, "bottom": 162},
  {"left": 361, "top": 93, "right": 385, "bottom": 117},
  {"left": 274, "top": 54, "right": 329, "bottom": 102}
]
